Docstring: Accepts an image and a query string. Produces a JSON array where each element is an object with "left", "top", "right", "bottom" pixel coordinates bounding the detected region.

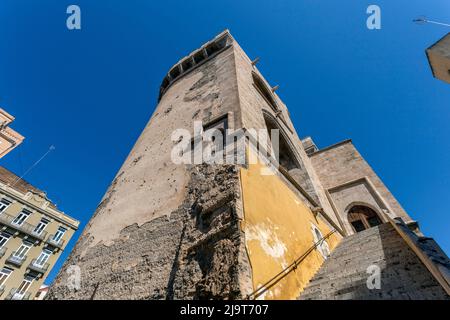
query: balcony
[
  {"left": 46, "top": 234, "right": 65, "bottom": 249},
  {"left": 27, "top": 259, "right": 49, "bottom": 275},
  {"left": 5, "top": 288, "right": 31, "bottom": 300},
  {"left": 0, "top": 212, "right": 48, "bottom": 241},
  {"left": 0, "top": 284, "right": 5, "bottom": 296},
  {"left": 6, "top": 252, "right": 27, "bottom": 267},
  {"left": 0, "top": 246, "right": 6, "bottom": 258}
]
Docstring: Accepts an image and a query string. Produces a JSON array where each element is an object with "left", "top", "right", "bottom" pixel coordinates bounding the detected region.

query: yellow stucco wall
[{"left": 240, "top": 152, "right": 341, "bottom": 300}]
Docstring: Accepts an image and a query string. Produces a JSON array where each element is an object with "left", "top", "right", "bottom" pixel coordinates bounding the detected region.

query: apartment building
[{"left": 0, "top": 166, "right": 79, "bottom": 300}]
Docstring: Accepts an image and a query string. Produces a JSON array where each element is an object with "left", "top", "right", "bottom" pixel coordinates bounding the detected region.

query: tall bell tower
[
  {"left": 47, "top": 30, "right": 342, "bottom": 300},
  {"left": 47, "top": 30, "right": 449, "bottom": 300}
]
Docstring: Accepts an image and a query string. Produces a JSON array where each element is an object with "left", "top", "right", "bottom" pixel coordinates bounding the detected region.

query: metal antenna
[
  {"left": 10, "top": 145, "right": 56, "bottom": 188},
  {"left": 413, "top": 16, "right": 450, "bottom": 27}
]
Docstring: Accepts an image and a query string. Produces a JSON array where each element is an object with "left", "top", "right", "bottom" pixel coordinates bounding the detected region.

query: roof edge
[{"left": 309, "top": 139, "right": 353, "bottom": 156}]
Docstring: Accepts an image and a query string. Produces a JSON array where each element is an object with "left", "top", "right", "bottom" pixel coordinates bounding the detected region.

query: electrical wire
[
  {"left": 413, "top": 16, "right": 450, "bottom": 27},
  {"left": 10, "top": 145, "right": 55, "bottom": 187}
]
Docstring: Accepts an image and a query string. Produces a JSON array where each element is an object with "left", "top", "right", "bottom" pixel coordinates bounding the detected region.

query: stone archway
[{"left": 348, "top": 205, "right": 383, "bottom": 233}]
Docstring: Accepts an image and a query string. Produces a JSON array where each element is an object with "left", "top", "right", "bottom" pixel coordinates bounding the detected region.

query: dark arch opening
[
  {"left": 263, "top": 113, "right": 300, "bottom": 173},
  {"left": 348, "top": 205, "right": 383, "bottom": 233},
  {"left": 253, "top": 72, "right": 278, "bottom": 112}
]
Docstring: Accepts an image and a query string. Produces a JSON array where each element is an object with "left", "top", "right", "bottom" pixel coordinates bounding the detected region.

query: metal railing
[
  {"left": 46, "top": 234, "right": 65, "bottom": 248},
  {"left": 28, "top": 259, "right": 49, "bottom": 274},
  {"left": 246, "top": 229, "right": 337, "bottom": 300},
  {"left": 6, "top": 252, "right": 27, "bottom": 267},
  {"left": 5, "top": 288, "right": 31, "bottom": 300},
  {"left": 0, "top": 212, "right": 48, "bottom": 241},
  {"left": 0, "top": 246, "right": 6, "bottom": 258}
]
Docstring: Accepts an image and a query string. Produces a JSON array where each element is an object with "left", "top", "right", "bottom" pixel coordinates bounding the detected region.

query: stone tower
[{"left": 47, "top": 30, "right": 450, "bottom": 300}]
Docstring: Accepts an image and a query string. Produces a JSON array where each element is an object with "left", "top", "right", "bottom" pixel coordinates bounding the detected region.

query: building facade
[
  {"left": 0, "top": 109, "right": 24, "bottom": 159},
  {"left": 34, "top": 285, "right": 49, "bottom": 300},
  {"left": 0, "top": 166, "right": 79, "bottom": 300},
  {"left": 47, "top": 30, "right": 449, "bottom": 300},
  {"left": 426, "top": 32, "right": 450, "bottom": 84}
]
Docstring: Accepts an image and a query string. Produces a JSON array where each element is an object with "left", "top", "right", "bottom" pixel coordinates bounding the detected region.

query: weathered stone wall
[
  {"left": 299, "top": 223, "right": 449, "bottom": 300},
  {"left": 231, "top": 41, "right": 340, "bottom": 228},
  {"left": 47, "top": 40, "right": 250, "bottom": 299},
  {"left": 309, "top": 140, "right": 411, "bottom": 231},
  {"left": 48, "top": 31, "right": 425, "bottom": 300},
  {"left": 169, "top": 164, "right": 251, "bottom": 299},
  {"left": 46, "top": 164, "right": 250, "bottom": 299}
]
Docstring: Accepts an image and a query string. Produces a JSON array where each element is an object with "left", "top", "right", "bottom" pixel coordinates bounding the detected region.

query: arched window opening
[
  {"left": 253, "top": 72, "right": 278, "bottom": 112},
  {"left": 263, "top": 114, "right": 300, "bottom": 174},
  {"left": 348, "top": 205, "right": 383, "bottom": 233}
]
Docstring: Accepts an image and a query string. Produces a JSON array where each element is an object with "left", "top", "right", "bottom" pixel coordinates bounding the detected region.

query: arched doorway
[{"left": 348, "top": 205, "right": 383, "bottom": 233}]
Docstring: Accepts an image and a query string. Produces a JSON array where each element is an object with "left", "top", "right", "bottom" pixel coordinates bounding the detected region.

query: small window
[
  {"left": 33, "top": 218, "right": 50, "bottom": 235},
  {"left": 35, "top": 249, "right": 52, "bottom": 267},
  {"left": 351, "top": 220, "right": 366, "bottom": 233},
  {"left": 205, "top": 37, "right": 227, "bottom": 56},
  {"left": 193, "top": 50, "right": 206, "bottom": 64},
  {"left": 0, "top": 267, "right": 13, "bottom": 286},
  {"left": 181, "top": 58, "right": 194, "bottom": 71},
  {"left": 203, "top": 115, "right": 228, "bottom": 150},
  {"left": 53, "top": 226, "right": 67, "bottom": 242},
  {"left": 12, "top": 209, "right": 31, "bottom": 226},
  {"left": 205, "top": 43, "right": 218, "bottom": 56},
  {"left": 367, "top": 216, "right": 382, "bottom": 227},
  {"left": 14, "top": 241, "right": 32, "bottom": 259},
  {"left": 0, "top": 232, "right": 11, "bottom": 248},
  {"left": 12, "top": 275, "right": 35, "bottom": 300},
  {"left": 0, "top": 198, "right": 11, "bottom": 213},
  {"left": 169, "top": 66, "right": 181, "bottom": 79}
]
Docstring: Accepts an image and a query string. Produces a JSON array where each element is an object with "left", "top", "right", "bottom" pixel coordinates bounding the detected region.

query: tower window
[
  {"left": 193, "top": 50, "right": 206, "bottom": 64},
  {"left": 348, "top": 205, "right": 383, "bottom": 233},
  {"left": 169, "top": 66, "right": 181, "bottom": 80},
  {"left": 252, "top": 72, "right": 278, "bottom": 112},
  {"left": 181, "top": 58, "right": 194, "bottom": 71},
  {"left": 263, "top": 114, "right": 299, "bottom": 172},
  {"left": 203, "top": 115, "right": 228, "bottom": 150}
]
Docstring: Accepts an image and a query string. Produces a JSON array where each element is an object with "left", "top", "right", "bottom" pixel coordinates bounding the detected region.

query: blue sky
[{"left": 0, "top": 1, "right": 449, "bottom": 285}]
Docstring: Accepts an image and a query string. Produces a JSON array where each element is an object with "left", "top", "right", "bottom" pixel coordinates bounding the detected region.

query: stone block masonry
[
  {"left": 47, "top": 30, "right": 450, "bottom": 300},
  {"left": 47, "top": 164, "right": 250, "bottom": 299},
  {"left": 299, "top": 223, "right": 449, "bottom": 300}
]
